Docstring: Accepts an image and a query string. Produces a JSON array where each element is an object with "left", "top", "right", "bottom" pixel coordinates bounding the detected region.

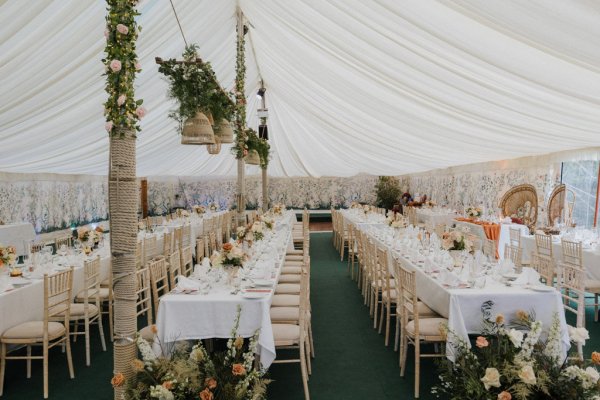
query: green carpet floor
[{"left": 1, "top": 232, "right": 599, "bottom": 399}]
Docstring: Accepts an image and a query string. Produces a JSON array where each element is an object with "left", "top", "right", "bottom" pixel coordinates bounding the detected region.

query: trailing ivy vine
[{"left": 102, "top": 0, "right": 145, "bottom": 137}]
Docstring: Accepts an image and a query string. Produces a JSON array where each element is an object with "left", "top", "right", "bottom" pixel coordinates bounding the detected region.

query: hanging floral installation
[
  {"left": 102, "top": 0, "right": 145, "bottom": 136},
  {"left": 158, "top": 44, "right": 235, "bottom": 134},
  {"left": 232, "top": 21, "right": 248, "bottom": 160}
]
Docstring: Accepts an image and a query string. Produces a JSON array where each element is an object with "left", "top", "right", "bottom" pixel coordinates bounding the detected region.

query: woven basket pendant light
[
  {"left": 215, "top": 119, "right": 234, "bottom": 144},
  {"left": 207, "top": 137, "right": 222, "bottom": 154},
  {"left": 181, "top": 111, "right": 215, "bottom": 145},
  {"left": 245, "top": 149, "right": 260, "bottom": 165}
]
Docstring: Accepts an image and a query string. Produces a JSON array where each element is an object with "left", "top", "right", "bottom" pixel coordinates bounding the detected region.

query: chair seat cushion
[
  {"left": 2, "top": 321, "right": 65, "bottom": 340},
  {"left": 272, "top": 323, "right": 300, "bottom": 342},
  {"left": 270, "top": 306, "right": 299, "bottom": 322},
  {"left": 75, "top": 288, "right": 110, "bottom": 302},
  {"left": 281, "top": 266, "right": 302, "bottom": 275},
  {"left": 416, "top": 301, "right": 437, "bottom": 317},
  {"left": 275, "top": 283, "right": 300, "bottom": 295},
  {"left": 406, "top": 318, "right": 448, "bottom": 338},
  {"left": 64, "top": 303, "right": 99, "bottom": 318},
  {"left": 271, "top": 294, "right": 300, "bottom": 307},
  {"left": 586, "top": 279, "right": 600, "bottom": 291},
  {"left": 279, "top": 274, "right": 301, "bottom": 283},
  {"left": 139, "top": 325, "right": 155, "bottom": 342}
]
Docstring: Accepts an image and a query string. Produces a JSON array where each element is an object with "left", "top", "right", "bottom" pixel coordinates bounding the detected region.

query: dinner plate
[
  {"left": 527, "top": 285, "right": 554, "bottom": 292},
  {"left": 502, "top": 273, "right": 519, "bottom": 280},
  {"left": 253, "top": 279, "right": 273, "bottom": 287}
]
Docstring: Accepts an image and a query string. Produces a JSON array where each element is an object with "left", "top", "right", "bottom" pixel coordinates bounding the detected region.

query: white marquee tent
[{"left": 1, "top": 0, "right": 600, "bottom": 178}]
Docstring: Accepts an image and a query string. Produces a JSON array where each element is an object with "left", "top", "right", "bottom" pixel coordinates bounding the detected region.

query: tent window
[{"left": 560, "top": 160, "right": 599, "bottom": 228}]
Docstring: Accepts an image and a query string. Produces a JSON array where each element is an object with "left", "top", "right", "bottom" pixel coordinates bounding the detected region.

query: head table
[
  {"left": 153, "top": 211, "right": 296, "bottom": 369},
  {"left": 340, "top": 210, "right": 570, "bottom": 360}
]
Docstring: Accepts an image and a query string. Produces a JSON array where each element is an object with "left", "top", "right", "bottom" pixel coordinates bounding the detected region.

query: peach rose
[
  {"left": 232, "top": 363, "right": 246, "bottom": 376},
  {"left": 495, "top": 314, "right": 505, "bottom": 325},
  {"left": 135, "top": 106, "right": 147, "bottom": 119},
  {"left": 476, "top": 336, "right": 489, "bottom": 348},
  {"left": 222, "top": 243, "right": 233, "bottom": 251},
  {"left": 150, "top": 324, "right": 157, "bottom": 334},
  {"left": 199, "top": 388, "right": 213, "bottom": 400},
  {"left": 131, "top": 359, "right": 145, "bottom": 371},
  {"left": 204, "top": 377, "right": 217, "bottom": 390},
  {"left": 498, "top": 391, "right": 512, "bottom": 400},
  {"left": 111, "top": 372, "right": 125, "bottom": 387},
  {"left": 518, "top": 365, "right": 536, "bottom": 385},
  {"left": 592, "top": 351, "right": 600, "bottom": 365},
  {"left": 117, "top": 94, "right": 126, "bottom": 106},
  {"left": 116, "top": 24, "right": 129, "bottom": 35},
  {"left": 162, "top": 381, "right": 173, "bottom": 390},
  {"left": 109, "top": 59, "right": 122, "bottom": 72}
]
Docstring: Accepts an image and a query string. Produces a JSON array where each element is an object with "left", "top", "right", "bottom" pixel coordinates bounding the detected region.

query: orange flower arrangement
[
  {"left": 162, "top": 381, "right": 174, "bottom": 390},
  {"left": 199, "top": 388, "right": 213, "bottom": 400},
  {"left": 131, "top": 359, "right": 145, "bottom": 371},
  {"left": 592, "top": 352, "right": 600, "bottom": 365},
  {"left": 476, "top": 336, "right": 489, "bottom": 348},
  {"left": 497, "top": 391, "right": 512, "bottom": 400},
  {"left": 204, "top": 377, "right": 217, "bottom": 390},
  {"left": 111, "top": 372, "right": 125, "bottom": 387}
]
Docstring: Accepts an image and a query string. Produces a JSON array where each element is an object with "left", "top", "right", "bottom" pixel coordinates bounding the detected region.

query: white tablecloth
[
  {"left": 154, "top": 212, "right": 295, "bottom": 368},
  {"left": 0, "top": 223, "right": 36, "bottom": 256},
  {"left": 349, "top": 218, "right": 570, "bottom": 360},
  {"left": 0, "top": 250, "right": 111, "bottom": 335},
  {"left": 416, "top": 209, "right": 457, "bottom": 227},
  {"left": 521, "top": 235, "right": 600, "bottom": 280}
]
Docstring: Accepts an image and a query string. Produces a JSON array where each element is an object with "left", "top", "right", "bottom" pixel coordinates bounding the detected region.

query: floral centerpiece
[
  {"left": 193, "top": 205, "right": 206, "bottom": 215},
  {"left": 363, "top": 205, "right": 371, "bottom": 215},
  {"left": 350, "top": 201, "right": 360, "bottom": 209},
  {"left": 178, "top": 209, "right": 190, "bottom": 218},
  {"left": 210, "top": 242, "right": 246, "bottom": 268},
  {"left": 434, "top": 304, "right": 600, "bottom": 400},
  {"left": 250, "top": 221, "right": 264, "bottom": 241},
  {"left": 0, "top": 244, "right": 17, "bottom": 268},
  {"left": 209, "top": 203, "right": 218, "bottom": 212},
  {"left": 386, "top": 213, "right": 406, "bottom": 229},
  {"left": 77, "top": 227, "right": 99, "bottom": 243},
  {"left": 123, "top": 308, "right": 270, "bottom": 400},
  {"left": 442, "top": 229, "right": 474, "bottom": 252},
  {"left": 272, "top": 204, "right": 284, "bottom": 216},
  {"left": 259, "top": 216, "right": 274, "bottom": 230},
  {"left": 466, "top": 206, "right": 483, "bottom": 218},
  {"left": 138, "top": 221, "right": 146, "bottom": 231}
]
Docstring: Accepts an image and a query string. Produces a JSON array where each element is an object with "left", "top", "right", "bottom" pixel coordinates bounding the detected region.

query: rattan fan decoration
[
  {"left": 499, "top": 183, "right": 538, "bottom": 229},
  {"left": 547, "top": 184, "right": 576, "bottom": 227}
]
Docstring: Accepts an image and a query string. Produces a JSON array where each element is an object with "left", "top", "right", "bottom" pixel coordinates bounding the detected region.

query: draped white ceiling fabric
[{"left": 1, "top": 0, "right": 599, "bottom": 177}]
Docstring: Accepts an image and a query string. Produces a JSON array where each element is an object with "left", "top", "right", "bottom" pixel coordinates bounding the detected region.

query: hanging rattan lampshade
[
  {"left": 245, "top": 149, "right": 260, "bottom": 165},
  {"left": 181, "top": 111, "right": 215, "bottom": 145},
  {"left": 215, "top": 119, "right": 234, "bottom": 143},
  {"left": 207, "top": 137, "right": 222, "bottom": 155}
]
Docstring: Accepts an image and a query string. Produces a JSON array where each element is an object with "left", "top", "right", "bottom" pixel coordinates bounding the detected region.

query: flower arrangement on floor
[
  {"left": 466, "top": 206, "right": 483, "bottom": 218},
  {"left": 210, "top": 242, "right": 246, "bottom": 267},
  {"left": 433, "top": 305, "right": 600, "bottom": 400},
  {"left": 441, "top": 229, "right": 474, "bottom": 252},
  {"left": 123, "top": 308, "right": 270, "bottom": 400},
  {"left": 193, "top": 205, "right": 206, "bottom": 215},
  {"left": 0, "top": 244, "right": 17, "bottom": 268}
]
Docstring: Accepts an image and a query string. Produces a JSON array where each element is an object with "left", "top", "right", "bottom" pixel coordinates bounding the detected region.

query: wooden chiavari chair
[
  {"left": 562, "top": 239, "right": 600, "bottom": 323},
  {"left": 136, "top": 267, "right": 155, "bottom": 343},
  {"left": 180, "top": 245, "right": 194, "bottom": 277},
  {"left": 54, "top": 236, "right": 72, "bottom": 251},
  {"left": 559, "top": 262, "right": 585, "bottom": 359},
  {"left": 503, "top": 244, "right": 522, "bottom": 270},
  {"left": 148, "top": 258, "right": 169, "bottom": 316}
]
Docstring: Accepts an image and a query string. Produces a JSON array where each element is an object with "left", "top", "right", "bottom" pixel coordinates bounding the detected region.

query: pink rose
[
  {"left": 116, "top": 24, "right": 129, "bottom": 35},
  {"left": 117, "top": 94, "right": 126, "bottom": 106},
  {"left": 104, "top": 29, "right": 109, "bottom": 39},
  {"left": 135, "top": 62, "right": 142, "bottom": 71},
  {"left": 135, "top": 107, "right": 147, "bottom": 119},
  {"left": 109, "top": 59, "right": 121, "bottom": 72},
  {"left": 476, "top": 336, "right": 489, "bottom": 348},
  {"left": 105, "top": 121, "right": 113, "bottom": 132}
]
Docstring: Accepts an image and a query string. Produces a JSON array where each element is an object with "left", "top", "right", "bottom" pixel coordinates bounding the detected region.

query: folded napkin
[
  {"left": 498, "top": 259, "right": 516, "bottom": 275},
  {"left": 514, "top": 267, "right": 541, "bottom": 285},
  {"left": 439, "top": 270, "right": 460, "bottom": 287},
  {"left": 175, "top": 276, "right": 201, "bottom": 291}
]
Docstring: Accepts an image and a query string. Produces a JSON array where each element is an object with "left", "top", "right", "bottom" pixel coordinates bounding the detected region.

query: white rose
[
  {"left": 568, "top": 325, "right": 589, "bottom": 345},
  {"left": 518, "top": 365, "right": 537, "bottom": 385},
  {"left": 584, "top": 367, "right": 600, "bottom": 389},
  {"left": 507, "top": 329, "right": 524, "bottom": 348},
  {"left": 480, "top": 367, "right": 501, "bottom": 390}
]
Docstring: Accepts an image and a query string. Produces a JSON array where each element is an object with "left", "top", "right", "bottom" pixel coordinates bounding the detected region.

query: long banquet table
[
  {"left": 154, "top": 212, "right": 296, "bottom": 368},
  {"left": 521, "top": 234, "right": 600, "bottom": 281},
  {"left": 0, "top": 247, "right": 111, "bottom": 336},
  {"left": 341, "top": 211, "right": 570, "bottom": 358}
]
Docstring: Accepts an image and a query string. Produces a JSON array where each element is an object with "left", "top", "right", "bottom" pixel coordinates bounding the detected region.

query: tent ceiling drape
[{"left": 0, "top": 0, "right": 599, "bottom": 177}]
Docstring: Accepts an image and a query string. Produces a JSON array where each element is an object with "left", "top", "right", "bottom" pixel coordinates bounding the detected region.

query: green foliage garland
[
  {"left": 233, "top": 21, "right": 248, "bottom": 159},
  {"left": 158, "top": 45, "right": 235, "bottom": 134},
  {"left": 102, "top": 0, "right": 144, "bottom": 136}
]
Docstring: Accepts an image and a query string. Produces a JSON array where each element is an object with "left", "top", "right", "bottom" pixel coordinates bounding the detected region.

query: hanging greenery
[
  {"left": 233, "top": 20, "right": 247, "bottom": 159},
  {"left": 102, "top": 0, "right": 145, "bottom": 137},
  {"left": 246, "top": 128, "right": 270, "bottom": 169},
  {"left": 158, "top": 45, "right": 235, "bottom": 134}
]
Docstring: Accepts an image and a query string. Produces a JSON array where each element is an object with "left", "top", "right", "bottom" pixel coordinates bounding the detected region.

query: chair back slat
[{"left": 148, "top": 258, "right": 169, "bottom": 314}]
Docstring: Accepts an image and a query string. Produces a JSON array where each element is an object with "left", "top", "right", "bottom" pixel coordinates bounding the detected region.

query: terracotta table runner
[{"left": 455, "top": 218, "right": 501, "bottom": 257}]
